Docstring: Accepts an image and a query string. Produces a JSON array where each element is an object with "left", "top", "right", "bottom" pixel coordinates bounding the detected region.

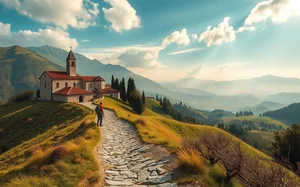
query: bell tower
[{"left": 66, "top": 47, "right": 76, "bottom": 76}]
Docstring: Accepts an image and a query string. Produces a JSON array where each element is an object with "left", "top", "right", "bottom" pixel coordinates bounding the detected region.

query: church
[{"left": 39, "top": 48, "right": 120, "bottom": 103}]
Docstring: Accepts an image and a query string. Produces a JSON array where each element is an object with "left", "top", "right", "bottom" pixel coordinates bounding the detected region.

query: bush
[
  {"left": 7, "top": 91, "right": 33, "bottom": 104},
  {"left": 177, "top": 147, "right": 208, "bottom": 174}
]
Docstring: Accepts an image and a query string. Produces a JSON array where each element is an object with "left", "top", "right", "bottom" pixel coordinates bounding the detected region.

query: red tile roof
[
  {"left": 53, "top": 87, "right": 93, "bottom": 95},
  {"left": 98, "top": 88, "right": 119, "bottom": 94},
  {"left": 43, "top": 71, "right": 81, "bottom": 80},
  {"left": 81, "top": 76, "right": 105, "bottom": 82}
]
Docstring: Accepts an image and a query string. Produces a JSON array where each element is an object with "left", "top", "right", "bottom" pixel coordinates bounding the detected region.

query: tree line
[
  {"left": 235, "top": 111, "right": 254, "bottom": 117},
  {"left": 154, "top": 95, "right": 199, "bottom": 124},
  {"left": 111, "top": 75, "right": 145, "bottom": 114}
]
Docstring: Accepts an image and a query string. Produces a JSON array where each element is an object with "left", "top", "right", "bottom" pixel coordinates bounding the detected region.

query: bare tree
[
  {"left": 239, "top": 157, "right": 300, "bottom": 187},
  {"left": 187, "top": 132, "right": 233, "bottom": 165}
]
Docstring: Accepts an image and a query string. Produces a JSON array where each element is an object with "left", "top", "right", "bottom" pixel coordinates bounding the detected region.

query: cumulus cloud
[
  {"left": 0, "top": 0, "right": 99, "bottom": 29},
  {"left": 118, "top": 48, "right": 163, "bottom": 68},
  {"left": 102, "top": 0, "right": 141, "bottom": 32},
  {"left": 0, "top": 22, "right": 78, "bottom": 50},
  {"left": 245, "top": 0, "right": 300, "bottom": 25},
  {"left": 162, "top": 28, "right": 190, "bottom": 47},
  {"left": 198, "top": 17, "right": 236, "bottom": 47},
  {"left": 237, "top": 26, "right": 256, "bottom": 33}
]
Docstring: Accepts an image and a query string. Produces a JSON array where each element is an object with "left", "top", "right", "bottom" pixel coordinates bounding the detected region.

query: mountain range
[
  {"left": 1, "top": 45, "right": 300, "bottom": 112},
  {"left": 174, "top": 75, "right": 300, "bottom": 96},
  {"left": 238, "top": 101, "right": 286, "bottom": 116}
]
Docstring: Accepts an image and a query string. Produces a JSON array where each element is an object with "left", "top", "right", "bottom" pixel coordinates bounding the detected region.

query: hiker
[{"left": 95, "top": 102, "right": 104, "bottom": 126}]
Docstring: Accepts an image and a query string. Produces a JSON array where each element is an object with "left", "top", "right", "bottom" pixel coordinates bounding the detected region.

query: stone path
[{"left": 81, "top": 102, "right": 177, "bottom": 187}]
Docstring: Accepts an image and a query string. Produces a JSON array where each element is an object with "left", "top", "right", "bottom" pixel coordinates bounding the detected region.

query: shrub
[
  {"left": 40, "top": 165, "right": 59, "bottom": 175},
  {"left": 177, "top": 147, "right": 208, "bottom": 174},
  {"left": 88, "top": 173, "right": 100, "bottom": 184},
  {"left": 7, "top": 91, "right": 33, "bottom": 103}
]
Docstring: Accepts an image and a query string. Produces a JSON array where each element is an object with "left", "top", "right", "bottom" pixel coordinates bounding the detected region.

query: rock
[
  {"left": 151, "top": 171, "right": 158, "bottom": 176},
  {"left": 105, "top": 180, "right": 133, "bottom": 186},
  {"left": 113, "top": 175, "right": 126, "bottom": 181},
  {"left": 105, "top": 170, "right": 119, "bottom": 176},
  {"left": 157, "top": 167, "right": 165, "bottom": 175},
  {"left": 147, "top": 174, "right": 172, "bottom": 184}
]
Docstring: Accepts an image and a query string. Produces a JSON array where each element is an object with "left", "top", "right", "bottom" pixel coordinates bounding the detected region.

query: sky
[{"left": 0, "top": 0, "right": 300, "bottom": 82}]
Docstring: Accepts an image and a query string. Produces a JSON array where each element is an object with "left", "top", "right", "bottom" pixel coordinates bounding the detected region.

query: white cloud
[
  {"left": 0, "top": 22, "right": 78, "bottom": 50},
  {"left": 81, "top": 39, "right": 91, "bottom": 42},
  {"left": 0, "top": 22, "right": 11, "bottom": 36},
  {"left": 162, "top": 28, "right": 190, "bottom": 47},
  {"left": 198, "top": 17, "right": 236, "bottom": 47},
  {"left": 0, "top": 0, "right": 99, "bottom": 29},
  {"left": 102, "top": 0, "right": 141, "bottom": 32},
  {"left": 245, "top": 0, "right": 300, "bottom": 25},
  {"left": 168, "top": 47, "right": 203, "bottom": 55},
  {"left": 192, "top": 34, "right": 198, "bottom": 40},
  {"left": 81, "top": 45, "right": 164, "bottom": 68},
  {"left": 237, "top": 26, "right": 256, "bottom": 33}
]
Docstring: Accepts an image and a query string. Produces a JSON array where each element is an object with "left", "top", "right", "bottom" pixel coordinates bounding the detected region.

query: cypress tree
[
  {"left": 115, "top": 78, "right": 120, "bottom": 91},
  {"left": 120, "top": 78, "right": 127, "bottom": 101},
  {"left": 131, "top": 90, "right": 145, "bottom": 114},
  {"left": 142, "top": 91, "right": 146, "bottom": 105},
  {"left": 156, "top": 94, "right": 159, "bottom": 101},
  {"left": 36, "top": 89, "right": 40, "bottom": 98},
  {"left": 111, "top": 75, "right": 115, "bottom": 89}
]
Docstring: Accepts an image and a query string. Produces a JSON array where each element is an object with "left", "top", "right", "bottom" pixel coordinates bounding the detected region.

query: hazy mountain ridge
[
  {"left": 176, "top": 75, "right": 300, "bottom": 96},
  {"left": 0, "top": 45, "right": 63, "bottom": 104},
  {"left": 263, "top": 103, "right": 300, "bottom": 126},
  {"left": 238, "top": 101, "right": 286, "bottom": 116}
]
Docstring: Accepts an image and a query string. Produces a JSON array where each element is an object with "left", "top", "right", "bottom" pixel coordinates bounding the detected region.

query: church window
[
  {"left": 44, "top": 82, "right": 46, "bottom": 88},
  {"left": 56, "top": 82, "right": 59, "bottom": 88},
  {"left": 73, "top": 83, "right": 76, "bottom": 87},
  {"left": 72, "top": 61, "right": 75, "bottom": 66},
  {"left": 65, "top": 82, "right": 68, "bottom": 87}
]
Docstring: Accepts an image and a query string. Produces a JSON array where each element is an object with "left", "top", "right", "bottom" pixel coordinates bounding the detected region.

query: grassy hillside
[
  {"left": 0, "top": 101, "right": 100, "bottom": 186},
  {"left": 223, "top": 116, "right": 288, "bottom": 130},
  {"left": 95, "top": 97, "right": 284, "bottom": 186},
  {"left": 246, "top": 131, "right": 274, "bottom": 154},
  {"left": 263, "top": 103, "right": 300, "bottom": 125},
  {"left": 0, "top": 46, "right": 63, "bottom": 104}
]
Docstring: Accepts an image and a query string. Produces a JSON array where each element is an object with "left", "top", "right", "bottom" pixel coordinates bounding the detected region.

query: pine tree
[
  {"left": 36, "top": 89, "right": 40, "bottom": 98},
  {"left": 111, "top": 75, "right": 115, "bottom": 89},
  {"left": 129, "top": 90, "right": 145, "bottom": 114},
  {"left": 142, "top": 91, "right": 146, "bottom": 105},
  {"left": 156, "top": 94, "right": 159, "bottom": 101},
  {"left": 120, "top": 78, "right": 127, "bottom": 101},
  {"left": 159, "top": 98, "right": 162, "bottom": 106}
]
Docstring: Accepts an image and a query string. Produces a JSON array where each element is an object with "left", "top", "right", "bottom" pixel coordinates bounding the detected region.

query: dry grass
[
  {"left": 177, "top": 148, "right": 208, "bottom": 174},
  {"left": 0, "top": 101, "right": 100, "bottom": 186}
]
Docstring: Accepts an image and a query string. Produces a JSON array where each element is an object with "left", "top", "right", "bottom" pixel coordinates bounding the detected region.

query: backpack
[{"left": 95, "top": 106, "right": 100, "bottom": 114}]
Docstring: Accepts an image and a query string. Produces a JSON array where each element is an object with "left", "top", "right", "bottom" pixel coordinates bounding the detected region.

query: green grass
[
  {"left": 145, "top": 98, "right": 173, "bottom": 119},
  {"left": 0, "top": 101, "right": 100, "bottom": 187},
  {"left": 223, "top": 116, "right": 288, "bottom": 129},
  {"left": 246, "top": 130, "right": 274, "bottom": 152},
  {"left": 95, "top": 97, "right": 279, "bottom": 186}
]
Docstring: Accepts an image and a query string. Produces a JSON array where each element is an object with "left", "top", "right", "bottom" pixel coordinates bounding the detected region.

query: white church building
[{"left": 39, "top": 49, "right": 120, "bottom": 103}]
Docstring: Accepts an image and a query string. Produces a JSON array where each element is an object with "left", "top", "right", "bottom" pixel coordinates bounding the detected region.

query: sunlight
[{"left": 291, "top": 0, "right": 300, "bottom": 14}]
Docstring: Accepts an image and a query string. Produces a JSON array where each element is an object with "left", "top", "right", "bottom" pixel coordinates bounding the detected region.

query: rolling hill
[
  {"left": 263, "top": 103, "right": 300, "bottom": 126},
  {"left": 0, "top": 101, "right": 100, "bottom": 186},
  {"left": 0, "top": 46, "right": 63, "bottom": 104},
  {"left": 238, "top": 101, "right": 286, "bottom": 116}
]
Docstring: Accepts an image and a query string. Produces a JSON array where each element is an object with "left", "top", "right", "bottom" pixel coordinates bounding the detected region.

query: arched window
[
  {"left": 71, "top": 61, "right": 75, "bottom": 66},
  {"left": 65, "top": 82, "right": 68, "bottom": 87}
]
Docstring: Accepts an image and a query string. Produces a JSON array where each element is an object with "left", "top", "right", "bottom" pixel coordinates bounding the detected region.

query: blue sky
[{"left": 0, "top": 0, "right": 299, "bottom": 82}]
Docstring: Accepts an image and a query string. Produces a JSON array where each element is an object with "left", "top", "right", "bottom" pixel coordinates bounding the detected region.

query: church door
[{"left": 79, "top": 95, "right": 84, "bottom": 102}]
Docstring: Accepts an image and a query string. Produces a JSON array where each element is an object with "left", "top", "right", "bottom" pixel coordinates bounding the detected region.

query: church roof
[
  {"left": 53, "top": 87, "right": 93, "bottom": 96},
  {"left": 43, "top": 71, "right": 81, "bottom": 80},
  {"left": 66, "top": 50, "right": 76, "bottom": 60},
  {"left": 97, "top": 88, "right": 120, "bottom": 94},
  {"left": 81, "top": 76, "right": 105, "bottom": 82}
]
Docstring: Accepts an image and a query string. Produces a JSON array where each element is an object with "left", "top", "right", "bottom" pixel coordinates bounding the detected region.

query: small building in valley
[{"left": 39, "top": 48, "right": 120, "bottom": 103}]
